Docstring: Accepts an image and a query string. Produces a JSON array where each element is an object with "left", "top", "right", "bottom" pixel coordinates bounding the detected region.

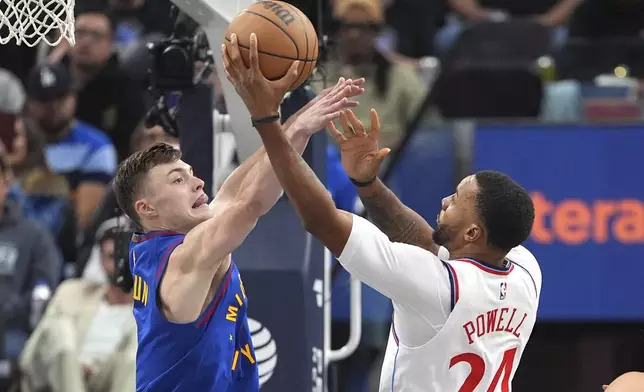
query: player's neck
[{"left": 139, "top": 221, "right": 186, "bottom": 235}]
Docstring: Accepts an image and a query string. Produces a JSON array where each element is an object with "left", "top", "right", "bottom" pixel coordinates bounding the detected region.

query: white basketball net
[{"left": 0, "top": 0, "right": 75, "bottom": 47}]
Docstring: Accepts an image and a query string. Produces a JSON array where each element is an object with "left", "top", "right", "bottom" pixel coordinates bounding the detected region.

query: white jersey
[{"left": 337, "top": 215, "right": 542, "bottom": 392}]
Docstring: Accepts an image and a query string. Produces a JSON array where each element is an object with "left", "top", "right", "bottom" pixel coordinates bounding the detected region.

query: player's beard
[{"left": 432, "top": 223, "right": 455, "bottom": 249}]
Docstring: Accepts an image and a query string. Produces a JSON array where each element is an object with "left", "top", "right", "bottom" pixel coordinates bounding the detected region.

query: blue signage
[{"left": 474, "top": 124, "right": 644, "bottom": 321}]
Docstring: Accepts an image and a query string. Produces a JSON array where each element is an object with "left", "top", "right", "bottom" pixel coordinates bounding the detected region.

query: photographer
[{"left": 19, "top": 224, "right": 136, "bottom": 392}]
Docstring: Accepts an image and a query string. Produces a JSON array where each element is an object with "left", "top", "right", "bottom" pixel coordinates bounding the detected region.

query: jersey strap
[
  {"left": 455, "top": 257, "right": 515, "bottom": 275},
  {"left": 442, "top": 261, "right": 460, "bottom": 310},
  {"left": 131, "top": 230, "right": 182, "bottom": 243},
  {"left": 154, "top": 237, "right": 184, "bottom": 282},
  {"left": 391, "top": 314, "right": 399, "bottom": 346}
]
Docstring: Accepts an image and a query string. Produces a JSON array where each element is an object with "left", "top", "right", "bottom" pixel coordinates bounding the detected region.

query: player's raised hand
[
  {"left": 283, "top": 77, "right": 365, "bottom": 131},
  {"left": 222, "top": 33, "right": 300, "bottom": 118},
  {"left": 291, "top": 77, "right": 365, "bottom": 136},
  {"left": 313, "top": 77, "right": 365, "bottom": 104},
  {"left": 329, "top": 109, "right": 390, "bottom": 182}
]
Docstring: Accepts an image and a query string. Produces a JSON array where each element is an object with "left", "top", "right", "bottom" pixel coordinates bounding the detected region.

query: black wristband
[
  {"left": 350, "top": 176, "right": 377, "bottom": 187},
  {"left": 251, "top": 114, "right": 280, "bottom": 128}
]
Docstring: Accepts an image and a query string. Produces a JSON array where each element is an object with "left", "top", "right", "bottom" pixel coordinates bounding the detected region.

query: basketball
[{"left": 224, "top": 1, "right": 319, "bottom": 90}]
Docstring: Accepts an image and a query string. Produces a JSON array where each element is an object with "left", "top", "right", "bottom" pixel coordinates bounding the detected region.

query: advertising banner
[{"left": 474, "top": 124, "right": 644, "bottom": 321}]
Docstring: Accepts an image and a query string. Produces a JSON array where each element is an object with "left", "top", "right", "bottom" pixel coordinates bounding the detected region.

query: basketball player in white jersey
[
  {"left": 329, "top": 110, "right": 542, "bottom": 392},
  {"left": 223, "top": 35, "right": 541, "bottom": 392}
]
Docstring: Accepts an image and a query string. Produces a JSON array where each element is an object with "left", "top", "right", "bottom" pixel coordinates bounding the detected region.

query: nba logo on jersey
[{"left": 499, "top": 282, "right": 507, "bottom": 300}]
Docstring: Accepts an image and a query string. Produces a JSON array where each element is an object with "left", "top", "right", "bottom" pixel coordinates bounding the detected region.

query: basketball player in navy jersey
[{"left": 112, "top": 47, "right": 365, "bottom": 390}]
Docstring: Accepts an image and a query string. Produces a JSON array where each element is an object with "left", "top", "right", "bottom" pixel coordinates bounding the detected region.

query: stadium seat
[{"left": 434, "top": 20, "right": 550, "bottom": 118}]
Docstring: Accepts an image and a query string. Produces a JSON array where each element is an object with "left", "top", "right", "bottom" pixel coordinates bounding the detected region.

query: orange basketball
[{"left": 224, "top": 1, "right": 319, "bottom": 90}]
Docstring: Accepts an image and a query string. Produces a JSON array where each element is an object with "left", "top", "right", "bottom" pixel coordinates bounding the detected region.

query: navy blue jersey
[{"left": 130, "top": 230, "right": 259, "bottom": 392}]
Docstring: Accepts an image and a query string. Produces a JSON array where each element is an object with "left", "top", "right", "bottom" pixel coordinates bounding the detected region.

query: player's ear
[
  {"left": 135, "top": 199, "right": 157, "bottom": 220},
  {"left": 464, "top": 224, "right": 482, "bottom": 243}
]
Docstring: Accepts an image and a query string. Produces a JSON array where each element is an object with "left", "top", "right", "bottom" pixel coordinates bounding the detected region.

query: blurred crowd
[{"left": 0, "top": 0, "right": 642, "bottom": 391}]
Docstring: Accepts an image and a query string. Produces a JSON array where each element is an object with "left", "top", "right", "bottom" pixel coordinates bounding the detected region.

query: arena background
[{"left": 0, "top": 0, "right": 642, "bottom": 391}]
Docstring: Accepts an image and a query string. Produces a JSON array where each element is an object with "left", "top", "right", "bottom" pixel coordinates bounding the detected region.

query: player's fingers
[
  {"left": 349, "top": 86, "right": 365, "bottom": 98},
  {"left": 322, "top": 111, "right": 342, "bottom": 125},
  {"left": 327, "top": 97, "right": 348, "bottom": 112},
  {"left": 376, "top": 148, "right": 391, "bottom": 165},
  {"left": 227, "top": 34, "right": 245, "bottom": 71},
  {"left": 339, "top": 85, "right": 354, "bottom": 100},
  {"left": 317, "top": 78, "right": 344, "bottom": 101},
  {"left": 248, "top": 33, "right": 262, "bottom": 77},
  {"left": 339, "top": 110, "right": 354, "bottom": 138},
  {"left": 369, "top": 108, "right": 381, "bottom": 140},
  {"left": 326, "top": 78, "right": 346, "bottom": 100},
  {"left": 221, "top": 45, "right": 240, "bottom": 80},
  {"left": 346, "top": 109, "right": 366, "bottom": 136},
  {"left": 327, "top": 96, "right": 358, "bottom": 114},
  {"left": 602, "top": 386, "right": 608, "bottom": 391},
  {"left": 277, "top": 60, "right": 301, "bottom": 89},
  {"left": 347, "top": 78, "right": 366, "bottom": 97},
  {"left": 332, "top": 77, "right": 345, "bottom": 91},
  {"left": 328, "top": 121, "right": 347, "bottom": 142}
]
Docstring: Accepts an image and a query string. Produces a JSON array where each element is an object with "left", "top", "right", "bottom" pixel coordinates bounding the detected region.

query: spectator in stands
[
  {"left": 49, "top": 0, "right": 175, "bottom": 61},
  {"left": 103, "top": 0, "right": 175, "bottom": 53},
  {"left": 8, "top": 118, "right": 77, "bottom": 271},
  {"left": 19, "top": 226, "right": 136, "bottom": 392},
  {"left": 56, "top": 8, "right": 146, "bottom": 161},
  {"left": 436, "top": 0, "right": 579, "bottom": 54},
  {"left": 0, "top": 67, "right": 75, "bottom": 272},
  {"left": 0, "top": 153, "right": 63, "bottom": 367},
  {"left": 75, "top": 122, "right": 178, "bottom": 276},
  {"left": 313, "top": 0, "right": 426, "bottom": 150},
  {"left": 0, "top": 68, "right": 27, "bottom": 169},
  {"left": 24, "top": 63, "right": 118, "bottom": 230}
]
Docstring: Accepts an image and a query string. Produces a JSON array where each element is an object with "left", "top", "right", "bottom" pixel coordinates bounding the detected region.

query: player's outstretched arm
[
  {"left": 222, "top": 34, "right": 360, "bottom": 255},
  {"left": 217, "top": 35, "right": 364, "bottom": 217},
  {"left": 213, "top": 78, "right": 363, "bottom": 204},
  {"left": 216, "top": 84, "right": 365, "bottom": 217},
  {"left": 162, "top": 133, "right": 319, "bottom": 323},
  {"left": 330, "top": 109, "right": 440, "bottom": 255},
  {"left": 160, "top": 193, "right": 263, "bottom": 323},
  {"left": 222, "top": 36, "right": 451, "bottom": 314}
]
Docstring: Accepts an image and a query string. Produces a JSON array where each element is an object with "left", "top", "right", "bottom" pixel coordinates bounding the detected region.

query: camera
[
  {"left": 147, "top": 37, "right": 197, "bottom": 92},
  {"left": 145, "top": 8, "right": 214, "bottom": 136}
]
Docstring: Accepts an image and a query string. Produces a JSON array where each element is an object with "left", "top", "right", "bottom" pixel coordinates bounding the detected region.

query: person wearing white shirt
[
  {"left": 223, "top": 39, "right": 542, "bottom": 392},
  {"left": 20, "top": 228, "right": 136, "bottom": 392}
]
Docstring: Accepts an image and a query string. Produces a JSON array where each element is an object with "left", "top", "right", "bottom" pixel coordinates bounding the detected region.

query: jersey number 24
[{"left": 450, "top": 347, "right": 518, "bottom": 392}]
